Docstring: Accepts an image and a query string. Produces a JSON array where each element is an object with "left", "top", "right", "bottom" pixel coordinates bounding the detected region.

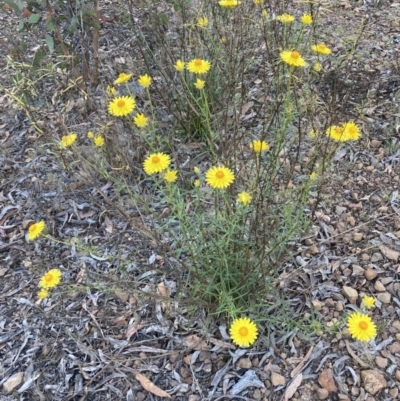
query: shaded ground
[{"left": 1, "top": 0, "right": 400, "bottom": 400}]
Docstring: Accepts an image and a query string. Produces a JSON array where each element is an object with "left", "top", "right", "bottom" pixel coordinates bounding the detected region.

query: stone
[
  {"left": 371, "top": 253, "right": 383, "bottom": 263},
  {"left": 396, "top": 370, "right": 400, "bottom": 381},
  {"left": 336, "top": 301, "right": 344, "bottom": 311},
  {"left": 338, "top": 395, "right": 351, "bottom": 401},
  {"left": 237, "top": 358, "right": 252, "bottom": 369},
  {"left": 318, "top": 369, "right": 337, "bottom": 393},
  {"left": 271, "top": 372, "right": 285, "bottom": 386},
  {"left": 361, "top": 370, "right": 387, "bottom": 395},
  {"left": 391, "top": 320, "right": 400, "bottom": 331},
  {"left": 3, "top": 372, "right": 24, "bottom": 394},
  {"left": 188, "top": 396, "right": 201, "bottom": 401},
  {"left": 374, "top": 281, "right": 386, "bottom": 292},
  {"left": 388, "top": 342, "right": 400, "bottom": 354},
  {"left": 376, "top": 292, "right": 391, "bottom": 304},
  {"left": 316, "top": 387, "right": 329, "bottom": 400},
  {"left": 374, "top": 357, "right": 388, "bottom": 369},
  {"left": 252, "top": 388, "right": 262, "bottom": 400},
  {"left": 137, "top": 392, "right": 146, "bottom": 401},
  {"left": 380, "top": 277, "right": 394, "bottom": 285},
  {"left": 389, "top": 388, "right": 398, "bottom": 398},
  {"left": 365, "top": 268, "right": 378, "bottom": 280},
  {"left": 312, "top": 300, "right": 323, "bottom": 311},
  {"left": 352, "top": 264, "right": 365, "bottom": 276},
  {"left": 342, "top": 286, "right": 358, "bottom": 304},
  {"left": 353, "top": 233, "right": 363, "bottom": 241},
  {"left": 370, "top": 140, "right": 382, "bottom": 148}
]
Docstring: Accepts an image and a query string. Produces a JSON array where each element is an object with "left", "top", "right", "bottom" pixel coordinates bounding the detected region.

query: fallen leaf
[
  {"left": 290, "top": 346, "right": 313, "bottom": 377},
  {"left": 378, "top": 244, "right": 399, "bottom": 261},
  {"left": 157, "top": 282, "right": 169, "bottom": 297},
  {"left": 104, "top": 216, "right": 113, "bottom": 233},
  {"left": 134, "top": 370, "right": 171, "bottom": 398},
  {"left": 283, "top": 373, "right": 303, "bottom": 401},
  {"left": 208, "top": 337, "right": 236, "bottom": 349},
  {"left": 184, "top": 334, "right": 208, "bottom": 350}
]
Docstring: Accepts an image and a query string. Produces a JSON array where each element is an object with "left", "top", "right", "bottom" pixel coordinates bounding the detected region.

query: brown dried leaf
[
  {"left": 283, "top": 373, "right": 303, "bottom": 401},
  {"left": 378, "top": 244, "right": 399, "bottom": 261},
  {"left": 184, "top": 334, "right": 208, "bottom": 350},
  {"left": 134, "top": 370, "right": 171, "bottom": 398},
  {"left": 290, "top": 346, "right": 313, "bottom": 378},
  {"left": 104, "top": 216, "right": 113, "bottom": 234},
  {"left": 157, "top": 282, "right": 169, "bottom": 297},
  {"left": 208, "top": 337, "right": 236, "bottom": 349}
]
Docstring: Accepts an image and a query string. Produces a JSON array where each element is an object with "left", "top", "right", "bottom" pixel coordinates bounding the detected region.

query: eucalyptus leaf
[{"left": 28, "top": 13, "right": 40, "bottom": 24}]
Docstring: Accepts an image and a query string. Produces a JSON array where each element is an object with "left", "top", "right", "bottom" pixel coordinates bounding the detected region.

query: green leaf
[
  {"left": 2, "top": 0, "right": 20, "bottom": 13},
  {"left": 31, "top": 48, "right": 44, "bottom": 70},
  {"left": 28, "top": 13, "right": 40, "bottom": 23},
  {"left": 45, "top": 34, "right": 54, "bottom": 53},
  {"left": 18, "top": 20, "right": 24, "bottom": 31}
]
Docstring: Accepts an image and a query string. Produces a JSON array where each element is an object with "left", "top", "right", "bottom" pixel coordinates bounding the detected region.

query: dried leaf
[
  {"left": 283, "top": 373, "right": 303, "bottom": 401},
  {"left": 134, "top": 370, "right": 171, "bottom": 398},
  {"left": 157, "top": 282, "right": 169, "bottom": 297},
  {"left": 208, "top": 337, "right": 236, "bottom": 349},
  {"left": 378, "top": 244, "right": 399, "bottom": 261},
  {"left": 104, "top": 216, "right": 113, "bottom": 234},
  {"left": 290, "top": 346, "right": 313, "bottom": 377},
  {"left": 184, "top": 334, "right": 208, "bottom": 350}
]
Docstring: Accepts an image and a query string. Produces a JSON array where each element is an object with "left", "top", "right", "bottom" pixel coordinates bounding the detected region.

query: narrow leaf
[
  {"left": 45, "top": 34, "right": 54, "bottom": 53},
  {"left": 134, "top": 370, "right": 171, "bottom": 398},
  {"left": 28, "top": 13, "right": 40, "bottom": 23}
]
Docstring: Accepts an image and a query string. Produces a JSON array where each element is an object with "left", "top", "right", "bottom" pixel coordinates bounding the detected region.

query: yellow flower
[
  {"left": 134, "top": 113, "right": 148, "bottom": 128},
  {"left": 143, "top": 153, "right": 171, "bottom": 175},
  {"left": 220, "top": 37, "right": 226, "bottom": 44},
  {"left": 230, "top": 317, "right": 258, "bottom": 347},
  {"left": 164, "top": 170, "right": 178, "bottom": 183},
  {"left": 39, "top": 268, "right": 62, "bottom": 289},
  {"left": 194, "top": 78, "right": 205, "bottom": 90},
  {"left": 347, "top": 312, "right": 377, "bottom": 342},
  {"left": 361, "top": 296, "right": 376, "bottom": 309},
  {"left": 197, "top": 16, "right": 208, "bottom": 27},
  {"left": 194, "top": 166, "right": 200, "bottom": 174},
  {"left": 186, "top": 58, "right": 211, "bottom": 74},
  {"left": 114, "top": 72, "right": 132, "bottom": 84},
  {"left": 313, "top": 62, "right": 322, "bottom": 72},
  {"left": 342, "top": 121, "right": 361, "bottom": 141},
  {"left": 326, "top": 125, "right": 346, "bottom": 141},
  {"left": 301, "top": 13, "right": 313, "bottom": 25},
  {"left": 311, "top": 43, "right": 332, "bottom": 55},
  {"left": 250, "top": 139, "right": 269, "bottom": 153},
  {"left": 280, "top": 50, "right": 307, "bottom": 67},
  {"left": 219, "top": 0, "right": 241, "bottom": 7},
  {"left": 27, "top": 220, "right": 45, "bottom": 241},
  {"left": 309, "top": 129, "right": 318, "bottom": 138},
  {"left": 94, "top": 136, "right": 105, "bottom": 147},
  {"left": 138, "top": 74, "right": 151, "bottom": 88},
  {"left": 61, "top": 133, "right": 77, "bottom": 148},
  {"left": 87, "top": 131, "right": 94, "bottom": 138},
  {"left": 254, "top": 0, "right": 264, "bottom": 4},
  {"left": 261, "top": 9, "right": 268, "bottom": 18},
  {"left": 106, "top": 85, "right": 116, "bottom": 96},
  {"left": 175, "top": 60, "right": 185, "bottom": 72},
  {"left": 108, "top": 96, "right": 136, "bottom": 117},
  {"left": 237, "top": 191, "right": 252, "bottom": 206},
  {"left": 37, "top": 288, "right": 49, "bottom": 299},
  {"left": 205, "top": 166, "right": 235, "bottom": 189},
  {"left": 277, "top": 14, "right": 295, "bottom": 23},
  {"left": 194, "top": 179, "right": 201, "bottom": 187},
  {"left": 310, "top": 172, "right": 317, "bottom": 179}
]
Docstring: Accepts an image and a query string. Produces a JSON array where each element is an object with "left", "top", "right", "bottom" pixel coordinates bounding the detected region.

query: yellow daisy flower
[
  {"left": 326, "top": 125, "right": 346, "bottom": 141},
  {"left": 311, "top": 43, "right": 332, "bottom": 55},
  {"left": 39, "top": 268, "right": 62, "bottom": 289},
  {"left": 301, "top": 13, "right": 313, "bottom": 25},
  {"left": 250, "top": 139, "right": 269, "bottom": 153},
  {"left": 219, "top": 0, "right": 241, "bottom": 7},
  {"left": 175, "top": 60, "right": 185, "bottom": 72},
  {"left": 60, "top": 133, "right": 77, "bottom": 148},
  {"left": 164, "top": 170, "right": 178, "bottom": 183},
  {"left": 261, "top": 9, "right": 268, "bottom": 19},
  {"left": 205, "top": 166, "right": 235, "bottom": 189},
  {"left": 194, "top": 78, "right": 205, "bottom": 90},
  {"left": 310, "top": 172, "right": 317, "bottom": 180},
  {"left": 277, "top": 13, "right": 295, "bottom": 23},
  {"left": 313, "top": 62, "right": 322, "bottom": 72},
  {"left": 114, "top": 72, "right": 132, "bottom": 84},
  {"left": 94, "top": 136, "right": 105, "bottom": 147},
  {"left": 237, "top": 191, "right": 252, "bottom": 206},
  {"left": 143, "top": 153, "right": 171, "bottom": 175},
  {"left": 361, "top": 296, "right": 376, "bottom": 309},
  {"left": 230, "top": 317, "right": 258, "bottom": 347},
  {"left": 27, "top": 220, "right": 45, "bottom": 241},
  {"left": 194, "top": 179, "right": 201, "bottom": 187},
  {"left": 108, "top": 96, "right": 136, "bottom": 117},
  {"left": 106, "top": 85, "right": 116, "bottom": 96},
  {"left": 280, "top": 50, "right": 307, "bottom": 67},
  {"left": 37, "top": 288, "right": 49, "bottom": 299},
  {"left": 87, "top": 131, "right": 94, "bottom": 138},
  {"left": 138, "top": 74, "right": 151, "bottom": 88},
  {"left": 186, "top": 58, "right": 211, "bottom": 74},
  {"left": 347, "top": 312, "right": 377, "bottom": 342},
  {"left": 342, "top": 121, "right": 361, "bottom": 141},
  {"left": 197, "top": 17, "right": 208, "bottom": 27},
  {"left": 134, "top": 113, "right": 148, "bottom": 128}
]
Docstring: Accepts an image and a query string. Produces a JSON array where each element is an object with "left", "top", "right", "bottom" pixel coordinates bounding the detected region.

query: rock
[
  {"left": 312, "top": 300, "right": 323, "bottom": 311},
  {"left": 396, "top": 370, "right": 400, "bottom": 381},
  {"left": 338, "top": 394, "right": 351, "bottom": 401},
  {"left": 396, "top": 333, "right": 400, "bottom": 341},
  {"left": 189, "top": 396, "right": 201, "bottom": 401},
  {"left": 237, "top": 358, "right": 252, "bottom": 369},
  {"left": 318, "top": 369, "right": 337, "bottom": 393},
  {"left": 374, "top": 281, "right": 386, "bottom": 292},
  {"left": 376, "top": 292, "right": 391, "bottom": 304},
  {"left": 316, "top": 387, "right": 329, "bottom": 400},
  {"left": 3, "top": 372, "right": 24, "bottom": 393},
  {"left": 391, "top": 320, "right": 400, "bottom": 331},
  {"left": 336, "top": 301, "right": 344, "bottom": 311},
  {"left": 353, "top": 233, "right": 363, "bottom": 241},
  {"left": 370, "top": 140, "right": 382, "bottom": 148},
  {"left": 271, "top": 372, "right": 285, "bottom": 386},
  {"left": 389, "top": 388, "right": 399, "bottom": 398},
  {"left": 137, "top": 392, "right": 146, "bottom": 401},
  {"left": 342, "top": 286, "right": 358, "bottom": 304},
  {"left": 365, "top": 268, "right": 378, "bottom": 281},
  {"left": 361, "top": 370, "right": 387, "bottom": 395},
  {"left": 252, "top": 388, "right": 262, "bottom": 400},
  {"left": 352, "top": 264, "right": 365, "bottom": 276},
  {"left": 371, "top": 253, "right": 383, "bottom": 263},
  {"left": 380, "top": 277, "right": 394, "bottom": 285},
  {"left": 374, "top": 357, "right": 388, "bottom": 369},
  {"left": 388, "top": 342, "right": 400, "bottom": 354}
]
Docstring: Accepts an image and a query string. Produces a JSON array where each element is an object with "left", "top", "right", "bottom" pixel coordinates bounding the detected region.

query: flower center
[
  {"left": 359, "top": 321, "right": 368, "bottom": 330},
  {"left": 239, "top": 327, "right": 249, "bottom": 336},
  {"left": 45, "top": 273, "right": 53, "bottom": 282},
  {"left": 318, "top": 44, "right": 326, "bottom": 51},
  {"left": 117, "top": 100, "right": 126, "bottom": 107},
  {"left": 291, "top": 51, "right": 300, "bottom": 59},
  {"left": 194, "top": 59, "right": 202, "bottom": 66},
  {"left": 216, "top": 171, "right": 225, "bottom": 178},
  {"left": 152, "top": 156, "right": 160, "bottom": 164}
]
